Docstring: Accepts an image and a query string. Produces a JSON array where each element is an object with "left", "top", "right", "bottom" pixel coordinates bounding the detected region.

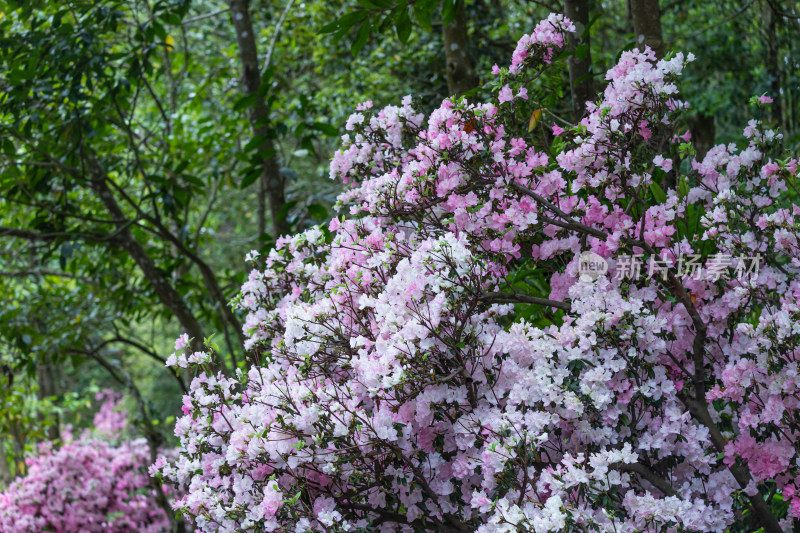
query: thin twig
[
  {"left": 481, "top": 291, "right": 571, "bottom": 311},
  {"left": 182, "top": 8, "right": 228, "bottom": 25},
  {"left": 263, "top": 0, "right": 296, "bottom": 74}
]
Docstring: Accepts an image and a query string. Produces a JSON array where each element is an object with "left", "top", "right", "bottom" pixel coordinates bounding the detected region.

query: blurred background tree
[{"left": 0, "top": 0, "right": 797, "bottom": 486}]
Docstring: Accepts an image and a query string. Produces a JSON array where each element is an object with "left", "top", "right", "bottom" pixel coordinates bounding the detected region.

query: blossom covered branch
[{"left": 155, "top": 12, "right": 800, "bottom": 533}]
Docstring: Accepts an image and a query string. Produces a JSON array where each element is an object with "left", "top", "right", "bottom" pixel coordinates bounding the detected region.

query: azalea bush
[
  {"left": 0, "top": 391, "right": 173, "bottom": 533},
  {"left": 154, "top": 13, "right": 800, "bottom": 533}
]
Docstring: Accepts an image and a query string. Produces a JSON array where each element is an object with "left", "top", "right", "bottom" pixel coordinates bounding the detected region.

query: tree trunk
[
  {"left": 226, "top": 0, "right": 289, "bottom": 238},
  {"left": 443, "top": 1, "right": 479, "bottom": 97},
  {"left": 0, "top": 453, "right": 12, "bottom": 486},
  {"left": 630, "top": 0, "right": 665, "bottom": 59},
  {"left": 629, "top": 0, "right": 673, "bottom": 189},
  {"left": 88, "top": 171, "right": 207, "bottom": 353},
  {"left": 684, "top": 398, "right": 784, "bottom": 533},
  {"left": 688, "top": 113, "right": 716, "bottom": 161},
  {"left": 764, "top": 2, "right": 783, "bottom": 129},
  {"left": 564, "top": 0, "right": 593, "bottom": 119},
  {"left": 36, "top": 356, "right": 60, "bottom": 441}
]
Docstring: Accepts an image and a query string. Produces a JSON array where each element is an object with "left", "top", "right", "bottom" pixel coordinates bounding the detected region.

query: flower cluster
[
  {"left": 508, "top": 13, "right": 576, "bottom": 73},
  {"left": 0, "top": 391, "right": 172, "bottom": 532},
  {"left": 156, "top": 12, "right": 800, "bottom": 533}
]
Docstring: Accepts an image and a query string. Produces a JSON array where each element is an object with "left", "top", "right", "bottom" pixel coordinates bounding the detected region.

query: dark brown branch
[
  {"left": 94, "top": 334, "right": 188, "bottom": 394},
  {"left": 99, "top": 169, "right": 245, "bottom": 353},
  {"left": 564, "top": 0, "right": 593, "bottom": 119},
  {"left": 84, "top": 163, "right": 209, "bottom": 355},
  {"left": 0, "top": 269, "right": 81, "bottom": 279},
  {"left": 684, "top": 398, "right": 783, "bottom": 533},
  {"left": 510, "top": 182, "right": 608, "bottom": 240},
  {"left": 443, "top": 0, "right": 479, "bottom": 97},
  {"left": 630, "top": 0, "right": 665, "bottom": 59},
  {"left": 619, "top": 462, "right": 676, "bottom": 497},
  {"left": 480, "top": 291, "right": 571, "bottom": 311},
  {"left": 343, "top": 501, "right": 471, "bottom": 533},
  {"left": 226, "top": 0, "right": 288, "bottom": 237},
  {"left": 0, "top": 223, "right": 133, "bottom": 243}
]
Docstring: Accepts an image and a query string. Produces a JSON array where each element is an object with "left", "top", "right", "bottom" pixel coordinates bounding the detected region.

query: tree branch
[
  {"left": 183, "top": 8, "right": 228, "bottom": 25},
  {"left": 510, "top": 182, "right": 608, "bottom": 240},
  {"left": 0, "top": 223, "right": 133, "bottom": 243},
  {"left": 480, "top": 291, "right": 571, "bottom": 311},
  {"left": 619, "top": 462, "right": 676, "bottom": 497},
  {"left": 0, "top": 269, "right": 81, "bottom": 279},
  {"left": 226, "top": 0, "right": 288, "bottom": 237},
  {"left": 263, "top": 0, "right": 296, "bottom": 73}
]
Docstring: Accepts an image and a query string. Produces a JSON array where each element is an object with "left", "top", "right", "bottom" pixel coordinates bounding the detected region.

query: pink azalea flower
[
  {"left": 498, "top": 84, "right": 513, "bottom": 104},
  {"left": 174, "top": 333, "right": 189, "bottom": 351}
]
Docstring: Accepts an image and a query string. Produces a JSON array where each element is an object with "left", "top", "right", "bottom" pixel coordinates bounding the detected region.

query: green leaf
[
  {"left": 276, "top": 200, "right": 299, "bottom": 222},
  {"left": 173, "top": 187, "right": 189, "bottom": 207},
  {"left": 182, "top": 174, "right": 205, "bottom": 187},
  {"left": 319, "top": 20, "right": 340, "bottom": 33},
  {"left": 351, "top": 20, "right": 371, "bottom": 56},
  {"left": 256, "top": 148, "right": 277, "bottom": 161},
  {"left": 320, "top": 10, "right": 369, "bottom": 34},
  {"left": 59, "top": 242, "right": 74, "bottom": 270},
  {"left": 312, "top": 122, "right": 338, "bottom": 136},
  {"left": 173, "top": 160, "right": 190, "bottom": 174},
  {"left": 244, "top": 134, "right": 269, "bottom": 152},
  {"left": 152, "top": 21, "right": 167, "bottom": 41},
  {"left": 413, "top": 1, "right": 435, "bottom": 32},
  {"left": 576, "top": 43, "right": 589, "bottom": 61},
  {"left": 649, "top": 182, "right": 667, "bottom": 204},
  {"left": 233, "top": 94, "right": 257, "bottom": 112},
  {"left": 2, "top": 139, "right": 15, "bottom": 157},
  {"left": 678, "top": 176, "right": 690, "bottom": 199},
  {"left": 442, "top": 0, "right": 459, "bottom": 26},
  {"left": 239, "top": 168, "right": 262, "bottom": 189},
  {"left": 307, "top": 204, "right": 328, "bottom": 220},
  {"left": 356, "top": 0, "right": 382, "bottom": 9},
  {"left": 395, "top": 8, "right": 412, "bottom": 43}
]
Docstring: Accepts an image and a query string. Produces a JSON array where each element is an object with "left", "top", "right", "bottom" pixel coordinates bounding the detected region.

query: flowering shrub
[
  {"left": 155, "top": 13, "right": 800, "bottom": 533},
  {"left": 0, "top": 391, "right": 172, "bottom": 533}
]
